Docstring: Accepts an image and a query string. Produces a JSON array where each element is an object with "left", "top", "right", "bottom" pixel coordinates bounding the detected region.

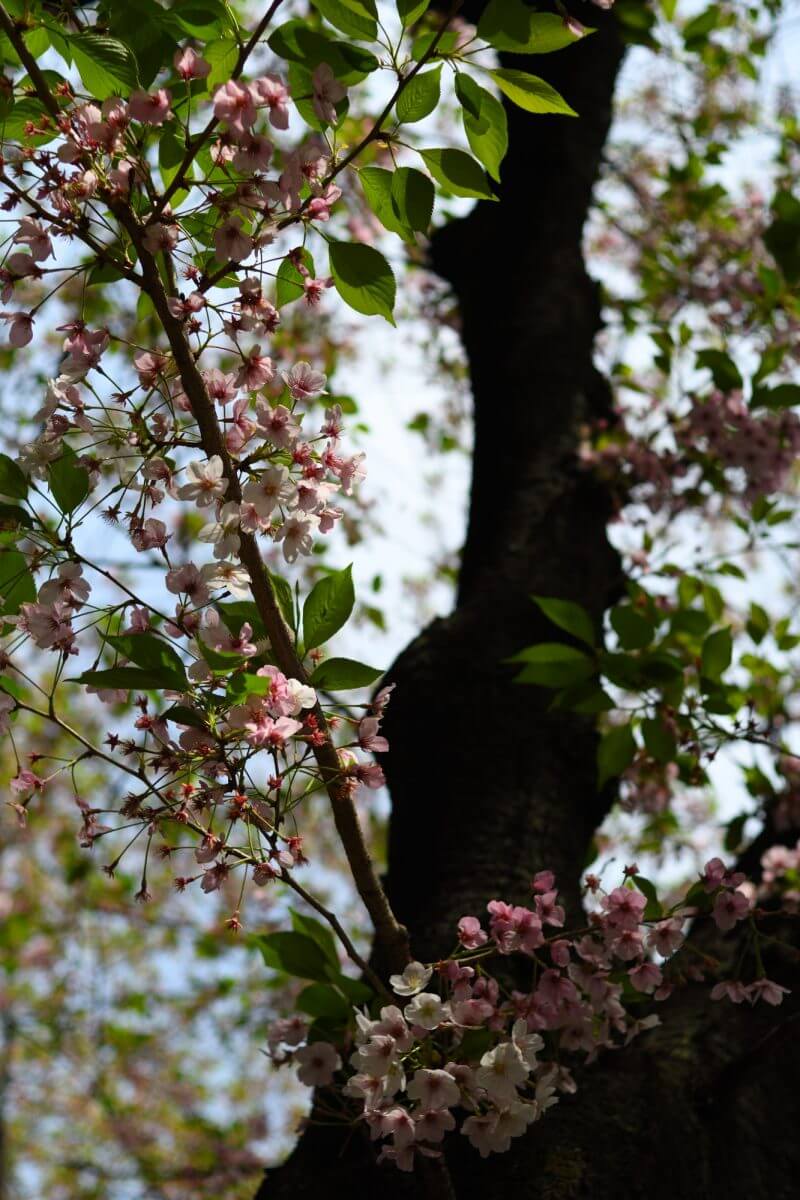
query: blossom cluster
[{"left": 273, "top": 863, "right": 787, "bottom": 1170}]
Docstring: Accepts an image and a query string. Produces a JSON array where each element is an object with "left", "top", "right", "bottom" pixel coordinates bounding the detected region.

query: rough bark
[{"left": 256, "top": 5, "right": 800, "bottom": 1197}]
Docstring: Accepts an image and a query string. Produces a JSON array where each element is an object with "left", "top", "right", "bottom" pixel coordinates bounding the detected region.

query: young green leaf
[
  {"left": 68, "top": 32, "right": 140, "bottom": 99},
  {"left": 295, "top": 982, "right": 351, "bottom": 1021},
  {"left": 490, "top": 68, "right": 577, "bottom": 116},
  {"left": 163, "top": 704, "right": 209, "bottom": 730},
  {"left": 311, "top": 0, "right": 378, "bottom": 40},
  {"left": 396, "top": 65, "right": 441, "bottom": 123},
  {"left": 268, "top": 21, "right": 378, "bottom": 84},
  {"left": 390, "top": 167, "right": 434, "bottom": 233},
  {"left": 701, "top": 627, "right": 733, "bottom": 681},
  {"left": 105, "top": 633, "right": 188, "bottom": 688},
  {"left": 303, "top": 565, "right": 355, "bottom": 651},
  {"left": 597, "top": 723, "right": 637, "bottom": 787},
  {"left": 0, "top": 453, "right": 28, "bottom": 500},
  {"left": 47, "top": 445, "right": 89, "bottom": 515},
  {"left": 290, "top": 909, "right": 340, "bottom": 969},
  {"left": 532, "top": 595, "right": 595, "bottom": 646},
  {"left": 397, "top": 0, "right": 430, "bottom": 24},
  {"left": 0, "top": 547, "right": 36, "bottom": 615},
  {"left": 455, "top": 74, "right": 508, "bottom": 182},
  {"left": 420, "top": 148, "right": 496, "bottom": 200},
  {"left": 511, "top": 643, "right": 595, "bottom": 687},
  {"left": 252, "top": 930, "right": 332, "bottom": 982},
  {"left": 329, "top": 240, "right": 396, "bottom": 323},
  {"left": 76, "top": 666, "right": 183, "bottom": 691},
  {"left": 633, "top": 875, "right": 663, "bottom": 920},
  {"left": 276, "top": 247, "right": 316, "bottom": 307},
  {"left": 610, "top": 605, "right": 654, "bottom": 651},
  {"left": 478, "top": 0, "right": 592, "bottom": 53},
  {"left": 163, "top": 0, "right": 238, "bottom": 38},
  {"left": 641, "top": 717, "right": 677, "bottom": 764},
  {"left": 204, "top": 36, "right": 239, "bottom": 88},
  {"left": 0, "top": 503, "right": 32, "bottom": 531},
  {"left": 310, "top": 657, "right": 383, "bottom": 690},
  {"left": 360, "top": 166, "right": 414, "bottom": 241},
  {"left": 695, "top": 348, "right": 743, "bottom": 392}
]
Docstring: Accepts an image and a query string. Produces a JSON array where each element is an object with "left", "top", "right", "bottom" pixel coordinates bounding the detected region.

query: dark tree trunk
[{"left": 256, "top": 5, "right": 800, "bottom": 1196}]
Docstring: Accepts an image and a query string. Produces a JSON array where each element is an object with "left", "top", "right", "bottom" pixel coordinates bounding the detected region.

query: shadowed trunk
[{"left": 256, "top": 5, "right": 800, "bottom": 1196}]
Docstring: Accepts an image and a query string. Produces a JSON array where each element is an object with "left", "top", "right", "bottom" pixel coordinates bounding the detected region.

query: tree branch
[{"left": 115, "top": 203, "right": 410, "bottom": 975}]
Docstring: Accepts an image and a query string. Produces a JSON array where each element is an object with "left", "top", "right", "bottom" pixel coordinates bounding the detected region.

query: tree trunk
[{"left": 256, "top": 6, "right": 800, "bottom": 1196}]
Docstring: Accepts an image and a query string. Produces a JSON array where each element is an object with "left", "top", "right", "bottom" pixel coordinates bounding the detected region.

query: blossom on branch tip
[{"left": 390, "top": 961, "right": 433, "bottom": 997}]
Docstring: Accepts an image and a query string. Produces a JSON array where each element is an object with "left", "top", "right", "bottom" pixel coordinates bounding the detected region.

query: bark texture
[{"left": 256, "top": 5, "right": 800, "bottom": 1196}]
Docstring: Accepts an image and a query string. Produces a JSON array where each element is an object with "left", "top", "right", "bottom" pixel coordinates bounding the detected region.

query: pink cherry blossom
[
  {"left": 128, "top": 89, "right": 172, "bottom": 125},
  {"left": 295, "top": 1041, "right": 341, "bottom": 1087},
  {"left": 712, "top": 888, "right": 750, "bottom": 932},
  {"left": 174, "top": 47, "right": 210, "bottom": 80}
]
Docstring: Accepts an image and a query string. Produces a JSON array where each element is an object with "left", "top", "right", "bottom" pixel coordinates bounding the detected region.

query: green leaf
[
  {"left": 0, "top": 547, "right": 35, "bottom": 615},
  {"left": 410, "top": 30, "right": 459, "bottom": 61},
  {"left": 163, "top": 703, "right": 208, "bottom": 729},
  {"left": 47, "top": 446, "right": 89, "bottom": 514},
  {"left": 311, "top": 657, "right": 383, "bottom": 690},
  {"left": 227, "top": 672, "right": 270, "bottom": 700},
  {"left": 397, "top": 0, "right": 430, "bottom": 24},
  {"left": 216, "top": 599, "right": 266, "bottom": 641},
  {"left": 641, "top": 717, "right": 677, "bottom": 764},
  {"left": 105, "top": 633, "right": 188, "bottom": 688},
  {"left": 335, "top": 973, "right": 373, "bottom": 1004},
  {"left": 532, "top": 595, "right": 595, "bottom": 646},
  {"left": 455, "top": 75, "right": 508, "bottom": 182},
  {"left": 724, "top": 812, "right": 748, "bottom": 853},
  {"left": 396, "top": 65, "right": 441, "bottom": 123},
  {"left": 303, "top": 565, "right": 355, "bottom": 651},
  {"left": 268, "top": 21, "right": 378, "bottom": 84},
  {"left": 68, "top": 32, "right": 140, "bottom": 99},
  {"left": 276, "top": 248, "right": 315, "bottom": 307},
  {"left": 552, "top": 680, "right": 614, "bottom": 714},
  {"left": 683, "top": 4, "right": 720, "bottom": 46},
  {"left": 420, "top": 147, "right": 496, "bottom": 200},
  {"left": 633, "top": 875, "right": 662, "bottom": 920},
  {"left": 311, "top": 0, "right": 377, "bottom": 41},
  {"left": 746, "top": 602, "right": 769, "bottom": 645},
  {"left": 204, "top": 36, "right": 240, "bottom": 88},
  {"left": 478, "top": 1, "right": 592, "bottom": 53},
  {"left": 290, "top": 909, "right": 340, "bottom": 969},
  {"left": 701, "top": 627, "right": 732, "bottom": 682},
  {"left": 695, "top": 348, "right": 743, "bottom": 392},
  {"left": 252, "top": 930, "right": 332, "bottom": 981},
  {"left": 77, "top": 666, "right": 182, "bottom": 691},
  {"left": 23, "top": 26, "right": 49, "bottom": 58},
  {"left": 269, "top": 569, "right": 297, "bottom": 629},
  {"left": 751, "top": 383, "right": 800, "bottom": 410},
  {"left": 159, "top": 126, "right": 186, "bottom": 186},
  {"left": 0, "top": 453, "right": 28, "bottom": 500},
  {"left": 360, "top": 166, "right": 414, "bottom": 240},
  {"left": 101, "top": 0, "right": 177, "bottom": 88},
  {"left": 0, "top": 503, "right": 32, "bottom": 531},
  {"left": 610, "top": 605, "right": 654, "bottom": 651},
  {"left": 164, "top": 0, "right": 238, "bottom": 38},
  {"left": 764, "top": 191, "right": 800, "bottom": 283},
  {"left": 329, "top": 240, "right": 396, "bottom": 323},
  {"left": 296, "top": 982, "right": 351, "bottom": 1021},
  {"left": 511, "top": 643, "right": 595, "bottom": 687},
  {"left": 391, "top": 167, "right": 434, "bottom": 233},
  {"left": 490, "top": 68, "right": 577, "bottom": 116},
  {"left": 597, "top": 723, "right": 636, "bottom": 787},
  {"left": 0, "top": 97, "right": 59, "bottom": 147}
]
